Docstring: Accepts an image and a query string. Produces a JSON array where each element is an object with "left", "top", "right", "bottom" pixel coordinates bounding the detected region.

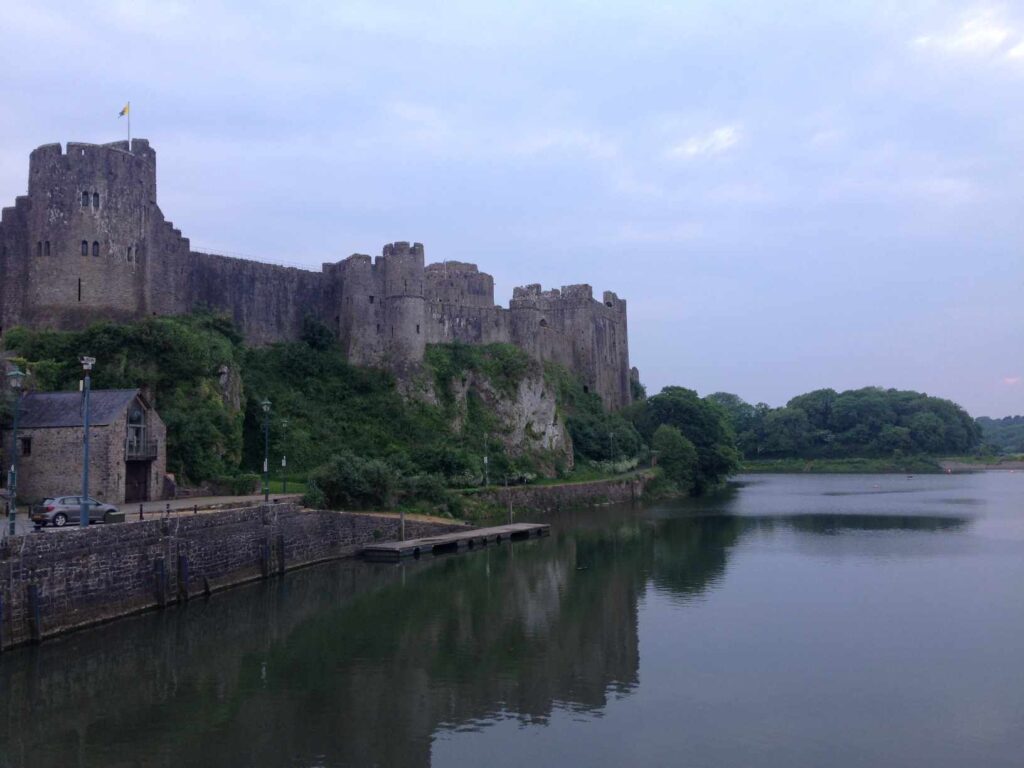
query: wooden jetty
[{"left": 361, "top": 522, "right": 550, "bottom": 563}]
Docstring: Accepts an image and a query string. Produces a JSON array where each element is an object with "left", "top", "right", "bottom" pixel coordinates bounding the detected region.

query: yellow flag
[{"left": 119, "top": 103, "right": 130, "bottom": 117}]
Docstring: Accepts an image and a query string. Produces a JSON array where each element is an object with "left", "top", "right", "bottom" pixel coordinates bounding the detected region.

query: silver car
[{"left": 32, "top": 496, "right": 119, "bottom": 527}]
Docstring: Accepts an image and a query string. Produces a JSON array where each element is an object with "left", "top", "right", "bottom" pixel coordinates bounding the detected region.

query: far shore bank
[{"left": 740, "top": 456, "right": 1024, "bottom": 474}]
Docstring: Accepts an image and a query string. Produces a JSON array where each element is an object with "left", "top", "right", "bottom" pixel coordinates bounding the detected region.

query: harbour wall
[
  {"left": 476, "top": 473, "right": 653, "bottom": 514},
  {"left": 0, "top": 503, "right": 463, "bottom": 650}
]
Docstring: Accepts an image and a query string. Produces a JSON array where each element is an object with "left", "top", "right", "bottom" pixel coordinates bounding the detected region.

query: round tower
[
  {"left": 380, "top": 241, "right": 426, "bottom": 370},
  {"left": 22, "top": 139, "right": 156, "bottom": 327}
]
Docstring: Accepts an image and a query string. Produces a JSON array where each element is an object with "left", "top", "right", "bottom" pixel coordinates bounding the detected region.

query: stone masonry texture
[
  {"left": 0, "top": 140, "right": 633, "bottom": 409},
  {"left": 0, "top": 503, "right": 463, "bottom": 650}
]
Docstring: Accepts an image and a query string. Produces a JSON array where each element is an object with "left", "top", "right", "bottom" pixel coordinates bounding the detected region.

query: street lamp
[
  {"left": 80, "top": 356, "right": 96, "bottom": 528},
  {"left": 6, "top": 365, "right": 27, "bottom": 536},
  {"left": 280, "top": 418, "right": 289, "bottom": 494},
  {"left": 261, "top": 399, "right": 271, "bottom": 502}
]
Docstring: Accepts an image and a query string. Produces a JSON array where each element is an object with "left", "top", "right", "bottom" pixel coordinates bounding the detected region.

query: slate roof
[{"left": 17, "top": 389, "right": 141, "bottom": 429}]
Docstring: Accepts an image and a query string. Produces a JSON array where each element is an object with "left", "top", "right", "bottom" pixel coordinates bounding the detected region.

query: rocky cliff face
[{"left": 414, "top": 365, "right": 574, "bottom": 475}]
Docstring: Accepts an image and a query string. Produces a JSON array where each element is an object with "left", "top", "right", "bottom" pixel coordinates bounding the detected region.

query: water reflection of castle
[{"left": 0, "top": 508, "right": 967, "bottom": 767}]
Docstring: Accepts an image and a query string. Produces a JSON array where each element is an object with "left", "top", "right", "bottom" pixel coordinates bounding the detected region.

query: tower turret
[{"left": 17, "top": 140, "right": 157, "bottom": 328}]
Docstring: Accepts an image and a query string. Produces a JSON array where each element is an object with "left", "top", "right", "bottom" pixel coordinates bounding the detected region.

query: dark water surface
[{"left": 2, "top": 473, "right": 1023, "bottom": 767}]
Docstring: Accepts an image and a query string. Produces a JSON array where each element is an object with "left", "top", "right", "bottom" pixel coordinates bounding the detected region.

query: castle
[{"left": 0, "top": 140, "right": 632, "bottom": 409}]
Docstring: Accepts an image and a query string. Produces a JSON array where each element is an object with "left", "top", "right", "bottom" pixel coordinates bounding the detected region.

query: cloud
[
  {"left": 666, "top": 125, "right": 741, "bottom": 160},
  {"left": 912, "top": 9, "right": 1016, "bottom": 57},
  {"left": 1008, "top": 41, "right": 1024, "bottom": 58},
  {"left": 1004, "top": 376, "right": 1021, "bottom": 385}
]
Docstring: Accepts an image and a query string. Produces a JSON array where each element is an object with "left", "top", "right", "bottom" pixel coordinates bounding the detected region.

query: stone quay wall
[
  {"left": 476, "top": 473, "right": 653, "bottom": 514},
  {"left": 0, "top": 503, "right": 463, "bottom": 650}
]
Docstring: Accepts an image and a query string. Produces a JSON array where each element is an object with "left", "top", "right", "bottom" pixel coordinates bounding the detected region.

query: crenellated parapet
[{"left": 0, "top": 139, "right": 633, "bottom": 408}]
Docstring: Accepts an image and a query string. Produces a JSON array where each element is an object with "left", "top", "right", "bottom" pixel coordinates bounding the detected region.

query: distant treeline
[
  {"left": 707, "top": 387, "right": 981, "bottom": 459},
  {"left": 976, "top": 416, "right": 1024, "bottom": 455}
]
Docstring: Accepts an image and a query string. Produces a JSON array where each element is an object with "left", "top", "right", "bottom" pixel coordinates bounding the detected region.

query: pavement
[{"left": 2, "top": 493, "right": 303, "bottom": 538}]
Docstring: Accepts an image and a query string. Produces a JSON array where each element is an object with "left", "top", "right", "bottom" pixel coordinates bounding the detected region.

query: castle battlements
[{"left": 0, "top": 139, "right": 633, "bottom": 409}]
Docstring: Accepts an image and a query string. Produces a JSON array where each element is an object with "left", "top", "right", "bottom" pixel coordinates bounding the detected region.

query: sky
[{"left": 1, "top": 1, "right": 1021, "bottom": 417}]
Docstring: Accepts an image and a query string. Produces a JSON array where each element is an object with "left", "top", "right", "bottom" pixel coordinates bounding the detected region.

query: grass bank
[{"left": 739, "top": 457, "right": 944, "bottom": 474}]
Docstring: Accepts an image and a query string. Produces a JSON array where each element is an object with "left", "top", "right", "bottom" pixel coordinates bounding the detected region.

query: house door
[{"left": 125, "top": 462, "right": 150, "bottom": 503}]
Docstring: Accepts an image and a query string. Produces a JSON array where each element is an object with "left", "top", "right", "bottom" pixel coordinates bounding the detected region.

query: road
[{"left": 2, "top": 493, "right": 302, "bottom": 537}]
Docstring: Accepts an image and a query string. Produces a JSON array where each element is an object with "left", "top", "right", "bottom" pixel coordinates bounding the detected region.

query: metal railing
[{"left": 125, "top": 439, "right": 158, "bottom": 460}]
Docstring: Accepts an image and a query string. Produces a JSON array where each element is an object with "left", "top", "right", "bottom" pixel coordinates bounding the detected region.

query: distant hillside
[
  {"left": 977, "top": 416, "right": 1024, "bottom": 454},
  {"left": 708, "top": 387, "right": 980, "bottom": 459}
]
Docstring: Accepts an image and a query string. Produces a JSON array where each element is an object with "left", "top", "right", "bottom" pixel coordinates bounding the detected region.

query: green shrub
[{"left": 308, "top": 451, "right": 396, "bottom": 509}]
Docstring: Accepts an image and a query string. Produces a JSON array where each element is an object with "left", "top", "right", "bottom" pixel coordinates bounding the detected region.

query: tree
[
  {"left": 761, "top": 407, "right": 812, "bottom": 456},
  {"left": 653, "top": 425, "right": 699, "bottom": 492},
  {"left": 630, "top": 387, "right": 740, "bottom": 491}
]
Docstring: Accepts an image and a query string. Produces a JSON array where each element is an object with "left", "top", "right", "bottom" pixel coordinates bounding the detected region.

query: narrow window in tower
[
  {"left": 78, "top": 278, "right": 82, "bottom": 302},
  {"left": 376, "top": 324, "right": 381, "bottom": 334},
  {"left": 92, "top": 241, "right": 100, "bottom": 257},
  {"left": 36, "top": 242, "right": 42, "bottom": 257},
  {"left": 81, "top": 192, "right": 89, "bottom": 208},
  {"left": 81, "top": 241, "right": 89, "bottom": 256},
  {"left": 416, "top": 324, "right": 420, "bottom": 334},
  {"left": 127, "top": 246, "right": 132, "bottom": 263},
  {"left": 369, "top": 295, "right": 374, "bottom": 304},
  {"left": 539, "top": 318, "right": 548, "bottom": 327},
  {"left": 44, "top": 241, "right": 50, "bottom": 256},
  {"left": 92, "top": 193, "right": 100, "bottom": 209}
]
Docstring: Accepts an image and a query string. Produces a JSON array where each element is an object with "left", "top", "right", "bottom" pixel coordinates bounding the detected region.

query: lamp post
[
  {"left": 280, "top": 418, "right": 289, "bottom": 494},
  {"left": 6, "top": 365, "right": 27, "bottom": 536},
  {"left": 483, "top": 433, "right": 489, "bottom": 487},
  {"left": 80, "top": 356, "right": 95, "bottom": 528},
  {"left": 261, "top": 399, "right": 271, "bottom": 502}
]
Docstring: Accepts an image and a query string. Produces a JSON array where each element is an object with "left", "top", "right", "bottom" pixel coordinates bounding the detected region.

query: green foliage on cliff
[
  {"left": 709, "top": 387, "right": 981, "bottom": 459},
  {"left": 5, "top": 315, "right": 737, "bottom": 507},
  {"left": 3, "top": 315, "right": 244, "bottom": 484},
  {"left": 544, "top": 363, "right": 644, "bottom": 463},
  {"left": 424, "top": 342, "right": 531, "bottom": 400}
]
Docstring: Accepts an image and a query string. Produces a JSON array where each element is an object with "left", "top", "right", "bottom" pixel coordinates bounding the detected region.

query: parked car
[{"left": 31, "top": 496, "right": 120, "bottom": 527}]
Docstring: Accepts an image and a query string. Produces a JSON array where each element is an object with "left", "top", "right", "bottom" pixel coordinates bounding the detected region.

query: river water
[{"left": 1, "top": 472, "right": 1022, "bottom": 767}]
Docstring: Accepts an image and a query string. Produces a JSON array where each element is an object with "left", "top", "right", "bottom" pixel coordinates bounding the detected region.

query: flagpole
[{"left": 127, "top": 102, "right": 131, "bottom": 144}]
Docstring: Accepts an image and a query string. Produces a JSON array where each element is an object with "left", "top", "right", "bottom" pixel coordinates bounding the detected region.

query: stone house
[{"left": 1, "top": 389, "right": 166, "bottom": 504}]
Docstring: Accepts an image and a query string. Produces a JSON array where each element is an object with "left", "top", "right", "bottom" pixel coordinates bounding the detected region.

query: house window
[
  {"left": 44, "top": 241, "right": 50, "bottom": 257},
  {"left": 92, "top": 193, "right": 100, "bottom": 209},
  {"left": 19, "top": 437, "right": 31, "bottom": 457},
  {"left": 92, "top": 241, "right": 100, "bottom": 257},
  {"left": 81, "top": 192, "right": 89, "bottom": 207},
  {"left": 81, "top": 240, "right": 89, "bottom": 256}
]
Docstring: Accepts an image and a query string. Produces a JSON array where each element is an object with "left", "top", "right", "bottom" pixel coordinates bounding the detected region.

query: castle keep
[{"left": 0, "top": 140, "right": 632, "bottom": 408}]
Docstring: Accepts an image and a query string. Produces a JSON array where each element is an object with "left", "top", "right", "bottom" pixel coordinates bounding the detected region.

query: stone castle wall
[{"left": 0, "top": 140, "right": 633, "bottom": 409}]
